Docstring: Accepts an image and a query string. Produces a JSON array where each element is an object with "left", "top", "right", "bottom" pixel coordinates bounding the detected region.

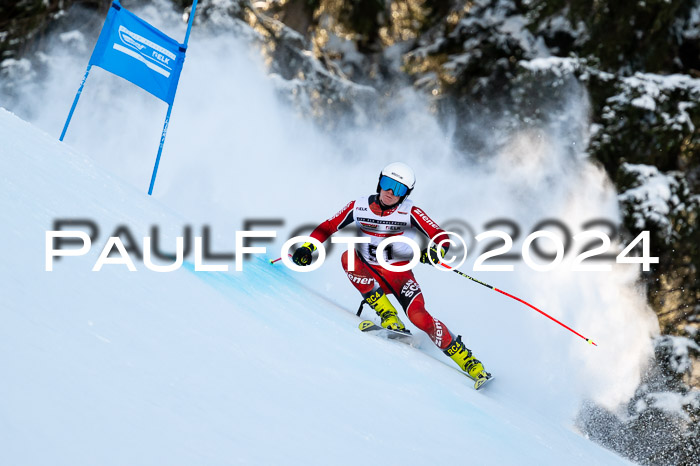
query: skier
[{"left": 291, "top": 162, "right": 490, "bottom": 384}]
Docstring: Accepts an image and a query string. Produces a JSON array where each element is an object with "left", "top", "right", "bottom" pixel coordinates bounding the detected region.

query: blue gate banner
[
  {"left": 89, "top": 1, "right": 185, "bottom": 104},
  {"left": 61, "top": 0, "right": 198, "bottom": 195}
]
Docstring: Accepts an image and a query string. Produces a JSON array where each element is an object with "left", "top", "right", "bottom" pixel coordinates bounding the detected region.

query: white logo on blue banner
[
  {"left": 114, "top": 25, "right": 175, "bottom": 77},
  {"left": 88, "top": 1, "right": 185, "bottom": 104}
]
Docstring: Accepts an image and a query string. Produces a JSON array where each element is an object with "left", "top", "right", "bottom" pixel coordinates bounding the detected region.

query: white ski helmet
[{"left": 376, "top": 162, "right": 416, "bottom": 200}]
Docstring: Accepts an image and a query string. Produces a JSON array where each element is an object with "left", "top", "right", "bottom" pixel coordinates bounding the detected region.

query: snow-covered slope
[{"left": 0, "top": 108, "right": 637, "bottom": 465}]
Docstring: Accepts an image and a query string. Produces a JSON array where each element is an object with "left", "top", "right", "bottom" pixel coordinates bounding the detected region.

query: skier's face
[{"left": 379, "top": 188, "right": 400, "bottom": 207}]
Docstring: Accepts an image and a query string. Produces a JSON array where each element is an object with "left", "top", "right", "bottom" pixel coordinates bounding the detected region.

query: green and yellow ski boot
[
  {"left": 443, "top": 335, "right": 492, "bottom": 389},
  {"left": 365, "top": 289, "right": 405, "bottom": 331}
]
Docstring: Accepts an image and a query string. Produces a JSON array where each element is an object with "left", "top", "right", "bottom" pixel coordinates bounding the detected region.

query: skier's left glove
[
  {"left": 420, "top": 245, "right": 446, "bottom": 265},
  {"left": 292, "top": 242, "right": 317, "bottom": 266}
]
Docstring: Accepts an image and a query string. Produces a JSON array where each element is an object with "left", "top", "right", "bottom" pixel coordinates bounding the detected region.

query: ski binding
[
  {"left": 358, "top": 319, "right": 414, "bottom": 343},
  {"left": 471, "top": 372, "right": 494, "bottom": 390}
]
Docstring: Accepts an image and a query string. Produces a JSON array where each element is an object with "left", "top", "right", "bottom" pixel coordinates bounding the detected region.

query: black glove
[
  {"left": 292, "top": 242, "right": 316, "bottom": 266},
  {"left": 420, "top": 245, "right": 446, "bottom": 265}
]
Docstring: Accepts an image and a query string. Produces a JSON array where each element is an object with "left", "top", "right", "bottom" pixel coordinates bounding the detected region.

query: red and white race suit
[{"left": 308, "top": 194, "right": 456, "bottom": 349}]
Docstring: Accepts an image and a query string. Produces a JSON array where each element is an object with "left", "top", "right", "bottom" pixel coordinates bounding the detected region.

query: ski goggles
[{"left": 379, "top": 175, "right": 409, "bottom": 197}]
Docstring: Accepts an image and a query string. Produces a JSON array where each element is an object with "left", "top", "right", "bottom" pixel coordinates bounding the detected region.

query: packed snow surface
[
  {"left": 0, "top": 4, "right": 659, "bottom": 462},
  {"left": 0, "top": 108, "right": 637, "bottom": 465}
]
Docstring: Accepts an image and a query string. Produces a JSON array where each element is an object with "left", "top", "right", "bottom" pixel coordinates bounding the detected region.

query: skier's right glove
[{"left": 292, "top": 242, "right": 317, "bottom": 266}]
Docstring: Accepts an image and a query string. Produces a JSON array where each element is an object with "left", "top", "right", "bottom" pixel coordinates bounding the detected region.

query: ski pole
[
  {"left": 433, "top": 259, "right": 597, "bottom": 346},
  {"left": 270, "top": 254, "right": 292, "bottom": 264}
]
